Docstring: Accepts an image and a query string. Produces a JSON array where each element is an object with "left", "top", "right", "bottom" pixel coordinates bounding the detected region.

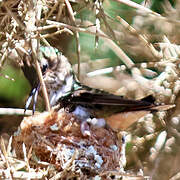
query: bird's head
[
  {"left": 39, "top": 46, "right": 58, "bottom": 71},
  {"left": 38, "top": 46, "right": 72, "bottom": 74}
]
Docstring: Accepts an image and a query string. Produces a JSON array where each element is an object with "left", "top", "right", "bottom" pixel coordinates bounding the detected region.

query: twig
[
  {"left": 170, "top": 172, "right": 180, "bottom": 180},
  {"left": 39, "top": 35, "right": 51, "bottom": 46},
  {"left": 49, "top": 149, "right": 78, "bottom": 180},
  {"left": 100, "top": 170, "right": 150, "bottom": 179},
  {"left": 0, "top": 46, "right": 8, "bottom": 68},
  {"left": 0, "top": 20, "right": 17, "bottom": 67},
  {"left": 64, "top": 0, "right": 81, "bottom": 79},
  {"left": 99, "top": 10, "right": 117, "bottom": 41},
  {"left": 64, "top": 0, "right": 76, "bottom": 28},
  {"left": 99, "top": 30, "right": 135, "bottom": 68},
  {"left": 0, "top": 170, "right": 44, "bottom": 179},
  {"left": 38, "top": 21, "right": 109, "bottom": 39},
  {"left": 56, "top": 0, "right": 64, "bottom": 21},
  {"left": 33, "top": 1, "right": 51, "bottom": 113},
  {"left": 22, "top": 143, "right": 30, "bottom": 171},
  {"left": 45, "top": 19, "right": 134, "bottom": 68},
  {"left": 94, "top": 0, "right": 101, "bottom": 48},
  {"left": 75, "top": 32, "right": 81, "bottom": 80},
  {"left": 34, "top": 54, "right": 51, "bottom": 112},
  {"left": 4, "top": 4, "right": 25, "bottom": 30},
  {"left": 115, "top": 0, "right": 180, "bottom": 27},
  {"left": 0, "top": 137, "right": 13, "bottom": 180},
  {"left": 41, "top": 28, "right": 73, "bottom": 38},
  {"left": 87, "top": 67, "right": 114, "bottom": 77},
  {"left": 7, "top": 136, "right": 12, "bottom": 157},
  {"left": 45, "top": 0, "right": 60, "bottom": 21},
  {"left": 117, "top": 16, "right": 162, "bottom": 60},
  {"left": 113, "top": 0, "right": 160, "bottom": 16},
  {"left": 114, "top": 0, "right": 180, "bottom": 26},
  {"left": 0, "top": 108, "right": 37, "bottom": 116},
  {"left": 163, "top": 36, "right": 179, "bottom": 58}
]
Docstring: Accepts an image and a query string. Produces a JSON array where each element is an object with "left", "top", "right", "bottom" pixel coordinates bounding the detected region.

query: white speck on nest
[
  {"left": 77, "top": 160, "right": 91, "bottom": 168},
  {"left": 50, "top": 123, "right": 59, "bottom": 131},
  {"left": 86, "top": 146, "right": 103, "bottom": 168},
  {"left": 13, "top": 127, "right": 21, "bottom": 136},
  {"left": 62, "top": 146, "right": 75, "bottom": 161},
  {"left": 110, "top": 145, "right": 118, "bottom": 151},
  {"left": 87, "top": 118, "right": 106, "bottom": 128},
  {"left": 70, "top": 117, "right": 75, "bottom": 121},
  {"left": 79, "top": 140, "right": 87, "bottom": 147},
  {"left": 95, "top": 155, "right": 103, "bottom": 168},
  {"left": 86, "top": 145, "right": 97, "bottom": 156},
  {"left": 94, "top": 175, "right": 101, "bottom": 180},
  {"left": 46, "top": 146, "right": 53, "bottom": 152},
  {"left": 59, "top": 146, "right": 76, "bottom": 169}
]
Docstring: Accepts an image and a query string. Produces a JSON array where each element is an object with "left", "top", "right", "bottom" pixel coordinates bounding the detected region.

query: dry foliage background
[{"left": 0, "top": 0, "right": 180, "bottom": 179}]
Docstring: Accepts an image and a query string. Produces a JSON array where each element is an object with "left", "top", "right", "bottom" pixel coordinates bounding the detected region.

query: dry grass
[{"left": 0, "top": 0, "right": 180, "bottom": 179}]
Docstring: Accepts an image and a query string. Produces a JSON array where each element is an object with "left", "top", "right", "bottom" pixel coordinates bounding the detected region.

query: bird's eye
[
  {"left": 42, "top": 64, "right": 48, "bottom": 73},
  {"left": 122, "top": 135, "right": 125, "bottom": 144}
]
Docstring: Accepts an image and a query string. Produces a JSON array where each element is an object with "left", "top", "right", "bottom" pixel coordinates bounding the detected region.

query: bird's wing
[
  {"left": 70, "top": 90, "right": 175, "bottom": 112},
  {"left": 71, "top": 90, "right": 154, "bottom": 109}
]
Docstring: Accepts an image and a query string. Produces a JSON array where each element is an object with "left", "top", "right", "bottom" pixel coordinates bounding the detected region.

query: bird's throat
[{"left": 49, "top": 75, "right": 75, "bottom": 106}]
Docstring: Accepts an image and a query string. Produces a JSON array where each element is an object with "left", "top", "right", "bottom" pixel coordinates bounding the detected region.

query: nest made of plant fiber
[{"left": 13, "top": 110, "right": 124, "bottom": 178}]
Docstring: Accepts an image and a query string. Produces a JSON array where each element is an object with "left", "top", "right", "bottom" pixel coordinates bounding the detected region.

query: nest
[{"left": 13, "top": 110, "right": 124, "bottom": 179}]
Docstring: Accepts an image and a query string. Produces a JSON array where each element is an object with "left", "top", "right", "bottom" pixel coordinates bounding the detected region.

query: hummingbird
[{"left": 21, "top": 46, "right": 174, "bottom": 131}]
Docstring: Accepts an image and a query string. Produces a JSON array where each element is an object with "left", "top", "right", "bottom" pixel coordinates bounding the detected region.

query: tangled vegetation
[{"left": 0, "top": 0, "right": 180, "bottom": 179}]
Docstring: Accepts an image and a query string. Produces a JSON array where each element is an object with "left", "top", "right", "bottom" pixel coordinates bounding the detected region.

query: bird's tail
[{"left": 150, "top": 104, "right": 175, "bottom": 111}]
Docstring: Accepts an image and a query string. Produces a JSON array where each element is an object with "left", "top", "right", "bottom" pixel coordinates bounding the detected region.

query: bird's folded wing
[
  {"left": 71, "top": 91, "right": 175, "bottom": 111},
  {"left": 72, "top": 91, "right": 154, "bottom": 107}
]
